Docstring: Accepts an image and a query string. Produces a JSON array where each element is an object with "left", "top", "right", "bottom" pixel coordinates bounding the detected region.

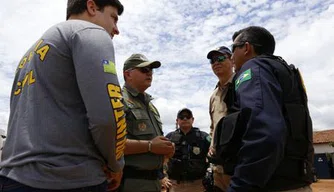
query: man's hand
[
  {"left": 103, "top": 166, "right": 123, "bottom": 191},
  {"left": 160, "top": 177, "right": 173, "bottom": 190},
  {"left": 165, "top": 142, "right": 175, "bottom": 159},
  {"left": 151, "top": 136, "right": 174, "bottom": 155},
  {"left": 208, "top": 146, "right": 216, "bottom": 157}
]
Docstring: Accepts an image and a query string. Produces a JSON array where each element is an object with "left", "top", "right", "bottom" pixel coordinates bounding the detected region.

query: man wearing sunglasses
[
  {"left": 120, "top": 54, "right": 175, "bottom": 192},
  {"left": 206, "top": 46, "right": 234, "bottom": 192},
  {"left": 166, "top": 108, "right": 210, "bottom": 192},
  {"left": 214, "top": 26, "right": 313, "bottom": 192}
]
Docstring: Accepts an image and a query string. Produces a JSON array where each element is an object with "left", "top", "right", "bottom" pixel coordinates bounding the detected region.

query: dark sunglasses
[
  {"left": 209, "top": 55, "right": 227, "bottom": 64},
  {"left": 231, "top": 42, "right": 246, "bottom": 53},
  {"left": 178, "top": 115, "right": 192, "bottom": 120},
  {"left": 136, "top": 67, "right": 153, "bottom": 73},
  {"left": 231, "top": 41, "right": 263, "bottom": 53}
]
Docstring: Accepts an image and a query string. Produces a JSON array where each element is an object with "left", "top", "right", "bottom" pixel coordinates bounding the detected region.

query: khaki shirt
[
  {"left": 209, "top": 75, "right": 234, "bottom": 147},
  {"left": 209, "top": 75, "right": 234, "bottom": 191},
  {"left": 122, "top": 84, "right": 164, "bottom": 170}
]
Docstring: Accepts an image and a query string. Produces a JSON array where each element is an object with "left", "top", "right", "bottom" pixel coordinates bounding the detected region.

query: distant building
[
  {"left": 313, "top": 129, "right": 334, "bottom": 179},
  {"left": 313, "top": 129, "right": 334, "bottom": 154}
]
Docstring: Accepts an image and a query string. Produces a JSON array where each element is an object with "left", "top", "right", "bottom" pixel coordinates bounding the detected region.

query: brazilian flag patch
[
  {"left": 235, "top": 69, "right": 252, "bottom": 90},
  {"left": 102, "top": 60, "right": 117, "bottom": 75}
]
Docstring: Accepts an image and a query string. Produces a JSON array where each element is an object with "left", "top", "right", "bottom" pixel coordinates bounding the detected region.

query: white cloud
[{"left": 1, "top": 0, "right": 334, "bottom": 133}]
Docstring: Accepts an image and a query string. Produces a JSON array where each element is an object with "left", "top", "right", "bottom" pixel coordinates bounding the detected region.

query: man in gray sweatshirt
[{"left": 0, "top": 0, "right": 126, "bottom": 191}]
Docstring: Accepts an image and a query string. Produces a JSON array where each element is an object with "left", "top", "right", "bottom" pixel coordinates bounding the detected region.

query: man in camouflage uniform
[{"left": 120, "top": 54, "right": 175, "bottom": 192}]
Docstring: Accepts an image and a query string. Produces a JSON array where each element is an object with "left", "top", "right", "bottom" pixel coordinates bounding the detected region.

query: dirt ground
[
  {"left": 160, "top": 179, "right": 334, "bottom": 192},
  {"left": 311, "top": 179, "right": 334, "bottom": 192}
]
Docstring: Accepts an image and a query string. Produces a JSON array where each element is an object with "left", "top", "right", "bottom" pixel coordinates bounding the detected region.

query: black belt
[{"left": 123, "top": 166, "right": 159, "bottom": 180}]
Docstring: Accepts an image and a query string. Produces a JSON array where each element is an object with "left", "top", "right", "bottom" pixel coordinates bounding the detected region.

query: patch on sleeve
[
  {"left": 102, "top": 60, "right": 116, "bottom": 74},
  {"left": 149, "top": 103, "right": 159, "bottom": 115},
  {"left": 235, "top": 68, "right": 252, "bottom": 90},
  {"left": 206, "top": 135, "right": 211, "bottom": 143}
]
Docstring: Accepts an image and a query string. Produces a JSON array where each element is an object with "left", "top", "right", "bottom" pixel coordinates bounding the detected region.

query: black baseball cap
[
  {"left": 177, "top": 108, "right": 193, "bottom": 118},
  {"left": 207, "top": 46, "right": 232, "bottom": 59}
]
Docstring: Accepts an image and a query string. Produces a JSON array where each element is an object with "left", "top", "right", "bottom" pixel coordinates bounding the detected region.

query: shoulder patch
[
  {"left": 235, "top": 68, "right": 252, "bottom": 90},
  {"left": 149, "top": 103, "right": 158, "bottom": 115},
  {"left": 102, "top": 60, "right": 116, "bottom": 75},
  {"left": 206, "top": 135, "right": 211, "bottom": 143}
]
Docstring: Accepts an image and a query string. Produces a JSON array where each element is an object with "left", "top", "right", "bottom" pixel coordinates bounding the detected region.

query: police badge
[
  {"left": 138, "top": 122, "right": 147, "bottom": 131},
  {"left": 193, "top": 146, "right": 201, "bottom": 155}
]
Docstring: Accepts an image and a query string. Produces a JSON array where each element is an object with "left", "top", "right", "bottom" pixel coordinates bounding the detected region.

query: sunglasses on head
[
  {"left": 209, "top": 55, "right": 227, "bottom": 64},
  {"left": 178, "top": 115, "right": 192, "bottom": 120}
]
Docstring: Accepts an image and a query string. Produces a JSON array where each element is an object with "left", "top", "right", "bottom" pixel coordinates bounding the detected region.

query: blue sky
[{"left": 1, "top": 0, "right": 334, "bottom": 134}]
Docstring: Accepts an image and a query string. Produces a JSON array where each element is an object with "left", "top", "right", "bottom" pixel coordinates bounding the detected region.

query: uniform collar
[
  {"left": 178, "top": 127, "right": 199, "bottom": 135},
  {"left": 216, "top": 73, "right": 235, "bottom": 89}
]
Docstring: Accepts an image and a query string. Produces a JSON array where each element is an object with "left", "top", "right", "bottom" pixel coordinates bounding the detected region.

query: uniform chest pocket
[{"left": 130, "top": 108, "right": 154, "bottom": 139}]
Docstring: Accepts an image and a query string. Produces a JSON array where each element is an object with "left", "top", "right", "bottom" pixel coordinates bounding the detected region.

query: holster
[{"left": 214, "top": 108, "right": 251, "bottom": 175}]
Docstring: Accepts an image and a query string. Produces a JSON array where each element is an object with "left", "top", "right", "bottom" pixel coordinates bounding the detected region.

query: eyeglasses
[
  {"left": 209, "top": 55, "right": 227, "bottom": 64},
  {"left": 178, "top": 115, "right": 192, "bottom": 120},
  {"left": 231, "top": 42, "right": 246, "bottom": 53}
]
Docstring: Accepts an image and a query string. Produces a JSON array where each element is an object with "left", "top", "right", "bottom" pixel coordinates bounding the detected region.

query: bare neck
[
  {"left": 125, "top": 82, "right": 146, "bottom": 93},
  {"left": 218, "top": 72, "right": 233, "bottom": 86}
]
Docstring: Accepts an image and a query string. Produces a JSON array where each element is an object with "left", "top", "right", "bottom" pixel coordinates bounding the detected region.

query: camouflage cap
[
  {"left": 207, "top": 46, "right": 232, "bottom": 59},
  {"left": 123, "top": 54, "right": 161, "bottom": 71}
]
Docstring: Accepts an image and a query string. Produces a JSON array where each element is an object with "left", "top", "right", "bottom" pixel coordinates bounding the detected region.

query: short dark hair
[
  {"left": 232, "top": 26, "right": 275, "bottom": 55},
  {"left": 67, "top": 0, "right": 124, "bottom": 20}
]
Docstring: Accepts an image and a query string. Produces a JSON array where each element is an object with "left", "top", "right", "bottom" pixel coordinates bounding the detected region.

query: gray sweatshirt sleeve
[{"left": 70, "top": 27, "right": 126, "bottom": 172}]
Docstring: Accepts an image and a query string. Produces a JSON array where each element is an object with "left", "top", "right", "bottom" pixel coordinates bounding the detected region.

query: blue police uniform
[
  {"left": 229, "top": 57, "right": 286, "bottom": 191},
  {"left": 215, "top": 55, "right": 313, "bottom": 192}
]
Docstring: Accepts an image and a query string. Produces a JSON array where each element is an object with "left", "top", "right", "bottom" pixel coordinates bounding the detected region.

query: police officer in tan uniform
[
  {"left": 120, "top": 54, "right": 175, "bottom": 192},
  {"left": 207, "top": 46, "right": 234, "bottom": 192}
]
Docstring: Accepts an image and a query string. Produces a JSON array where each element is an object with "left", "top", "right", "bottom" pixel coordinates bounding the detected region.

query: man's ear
[
  {"left": 244, "top": 42, "right": 251, "bottom": 56},
  {"left": 86, "top": 0, "right": 98, "bottom": 16},
  {"left": 124, "top": 71, "right": 130, "bottom": 79},
  {"left": 244, "top": 42, "right": 256, "bottom": 57}
]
